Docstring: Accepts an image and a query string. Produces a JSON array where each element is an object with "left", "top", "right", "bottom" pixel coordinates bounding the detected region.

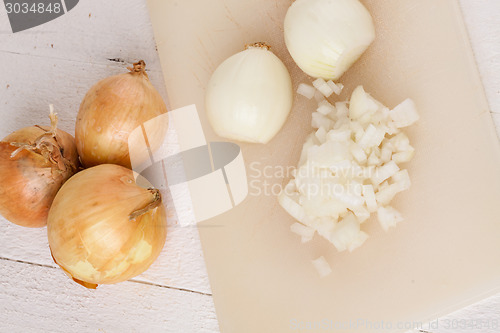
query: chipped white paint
[{"left": 0, "top": 0, "right": 498, "bottom": 332}]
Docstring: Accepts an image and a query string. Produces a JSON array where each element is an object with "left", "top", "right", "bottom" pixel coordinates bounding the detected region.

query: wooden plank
[
  {"left": 432, "top": 293, "right": 500, "bottom": 333},
  {"left": 0, "top": 259, "right": 219, "bottom": 333},
  {"left": 458, "top": 0, "right": 500, "bottom": 115},
  {"left": 493, "top": 114, "right": 500, "bottom": 136},
  {"left": 0, "top": 51, "right": 167, "bottom": 138},
  {"left": 0, "top": 221, "right": 213, "bottom": 295},
  {"left": 0, "top": 0, "right": 162, "bottom": 71}
]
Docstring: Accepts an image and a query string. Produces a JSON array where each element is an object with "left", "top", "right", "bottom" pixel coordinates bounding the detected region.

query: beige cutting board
[{"left": 146, "top": 0, "right": 500, "bottom": 332}]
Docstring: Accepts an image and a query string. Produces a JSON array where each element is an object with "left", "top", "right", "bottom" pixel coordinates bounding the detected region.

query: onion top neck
[
  {"left": 245, "top": 42, "right": 272, "bottom": 51},
  {"left": 9, "top": 107, "right": 77, "bottom": 175},
  {"left": 127, "top": 60, "right": 149, "bottom": 79},
  {"left": 129, "top": 188, "right": 162, "bottom": 221}
]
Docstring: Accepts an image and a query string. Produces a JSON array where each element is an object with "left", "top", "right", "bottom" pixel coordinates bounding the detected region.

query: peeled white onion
[
  {"left": 48, "top": 164, "right": 166, "bottom": 288},
  {"left": 205, "top": 43, "right": 293, "bottom": 144},
  {"left": 284, "top": 0, "right": 376, "bottom": 80}
]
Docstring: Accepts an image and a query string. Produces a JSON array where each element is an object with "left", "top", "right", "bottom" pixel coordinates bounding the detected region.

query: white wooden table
[{"left": 0, "top": 1, "right": 498, "bottom": 332}]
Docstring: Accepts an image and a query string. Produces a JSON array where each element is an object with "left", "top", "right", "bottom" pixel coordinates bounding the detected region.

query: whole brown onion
[
  {"left": 75, "top": 60, "right": 168, "bottom": 169},
  {"left": 0, "top": 109, "right": 79, "bottom": 227},
  {"left": 48, "top": 164, "right": 167, "bottom": 289}
]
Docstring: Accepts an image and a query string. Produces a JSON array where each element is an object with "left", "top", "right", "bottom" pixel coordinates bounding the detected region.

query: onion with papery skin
[
  {"left": 48, "top": 164, "right": 167, "bottom": 289},
  {"left": 0, "top": 108, "right": 79, "bottom": 228},
  {"left": 284, "top": 0, "right": 376, "bottom": 80},
  {"left": 75, "top": 60, "right": 168, "bottom": 169}
]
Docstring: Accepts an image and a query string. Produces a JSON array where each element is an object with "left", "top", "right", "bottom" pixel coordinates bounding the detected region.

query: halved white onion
[{"left": 284, "top": 0, "right": 376, "bottom": 80}]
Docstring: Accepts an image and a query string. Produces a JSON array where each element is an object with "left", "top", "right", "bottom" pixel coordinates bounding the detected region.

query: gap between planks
[
  {"left": 0, "top": 256, "right": 213, "bottom": 297},
  {"left": 0, "top": 49, "right": 163, "bottom": 72}
]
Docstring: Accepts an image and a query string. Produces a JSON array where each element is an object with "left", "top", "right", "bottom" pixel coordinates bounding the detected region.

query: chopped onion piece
[
  {"left": 284, "top": 180, "right": 297, "bottom": 194},
  {"left": 348, "top": 231, "right": 369, "bottom": 252},
  {"left": 350, "top": 143, "right": 367, "bottom": 164},
  {"left": 335, "top": 102, "right": 349, "bottom": 118},
  {"left": 351, "top": 205, "right": 370, "bottom": 223},
  {"left": 314, "top": 90, "right": 326, "bottom": 103},
  {"left": 329, "top": 213, "right": 361, "bottom": 252},
  {"left": 387, "top": 122, "right": 400, "bottom": 135},
  {"left": 348, "top": 180, "right": 363, "bottom": 197},
  {"left": 315, "top": 127, "right": 327, "bottom": 143},
  {"left": 380, "top": 146, "right": 393, "bottom": 163},
  {"left": 392, "top": 150, "right": 415, "bottom": 164},
  {"left": 327, "top": 129, "right": 351, "bottom": 142},
  {"left": 334, "top": 116, "right": 350, "bottom": 130},
  {"left": 297, "top": 83, "right": 316, "bottom": 99},
  {"left": 327, "top": 80, "right": 344, "bottom": 95},
  {"left": 298, "top": 135, "right": 315, "bottom": 166},
  {"left": 350, "top": 86, "right": 378, "bottom": 120},
  {"left": 371, "top": 161, "right": 400, "bottom": 185},
  {"left": 312, "top": 217, "right": 336, "bottom": 240},
  {"left": 390, "top": 99, "right": 420, "bottom": 128},
  {"left": 381, "top": 139, "right": 395, "bottom": 151},
  {"left": 392, "top": 169, "right": 411, "bottom": 192},
  {"left": 367, "top": 151, "right": 381, "bottom": 166},
  {"left": 329, "top": 159, "right": 352, "bottom": 172},
  {"left": 333, "top": 189, "right": 364, "bottom": 209},
  {"left": 279, "top": 191, "right": 307, "bottom": 223},
  {"left": 358, "top": 125, "right": 385, "bottom": 149},
  {"left": 371, "top": 146, "right": 381, "bottom": 157},
  {"left": 308, "top": 142, "right": 351, "bottom": 168},
  {"left": 350, "top": 121, "right": 365, "bottom": 142},
  {"left": 313, "top": 78, "right": 334, "bottom": 97},
  {"left": 357, "top": 124, "right": 375, "bottom": 149},
  {"left": 311, "top": 112, "right": 332, "bottom": 130},
  {"left": 377, "top": 206, "right": 404, "bottom": 231},
  {"left": 290, "top": 222, "right": 315, "bottom": 240},
  {"left": 311, "top": 256, "right": 332, "bottom": 278},
  {"left": 362, "top": 185, "right": 378, "bottom": 212},
  {"left": 301, "top": 235, "right": 314, "bottom": 243},
  {"left": 317, "top": 101, "right": 335, "bottom": 116},
  {"left": 378, "top": 180, "right": 389, "bottom": 191},
  {"left": 391, "top": 133, "right": 411, "bottom": 152},
  {"left": 375, "top": 184, "right": 399, "bottom": 206}
]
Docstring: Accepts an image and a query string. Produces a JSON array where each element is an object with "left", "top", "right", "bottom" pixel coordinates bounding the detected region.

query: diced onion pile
[{"left": 280, "top": 85, "right": 419, "bottom": 255}]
